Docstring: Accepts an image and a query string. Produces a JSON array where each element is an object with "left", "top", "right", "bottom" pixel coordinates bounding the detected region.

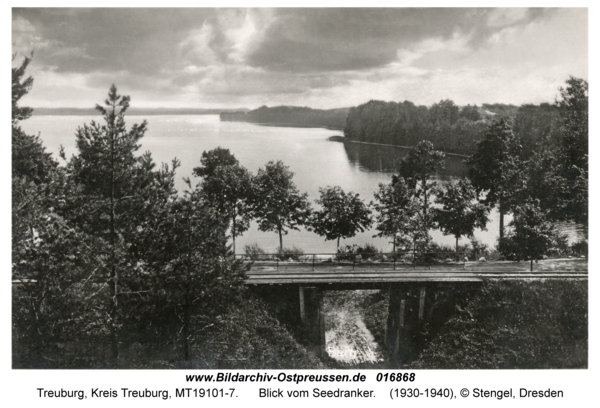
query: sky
[{"left": 11, "top": 7, "right": 588, "bottom": 110}]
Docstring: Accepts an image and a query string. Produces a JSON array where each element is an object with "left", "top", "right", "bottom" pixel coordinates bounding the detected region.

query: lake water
[{"left": 21, "top": 114, "right": 583, "bottom": 253}]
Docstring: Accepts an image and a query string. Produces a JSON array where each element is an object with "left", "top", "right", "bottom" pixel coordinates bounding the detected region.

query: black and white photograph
[{"left": 11, "top": 5, "right": 589, "bottom": 377}]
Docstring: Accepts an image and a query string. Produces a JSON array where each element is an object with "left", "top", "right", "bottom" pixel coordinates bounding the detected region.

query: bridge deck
[{"left": 245, "top": 259, "right": 587, "bottom": 285}]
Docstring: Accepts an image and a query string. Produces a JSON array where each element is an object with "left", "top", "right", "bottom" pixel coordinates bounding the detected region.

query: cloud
[
  {"left": 12, "top": 8, "right": 587, "bottom": 110},
  {"left": 178, "top": 23, "right": 220, "bottom": 67},
  {"left": 486, "top": 8, "right": 529, "bottom": 27}
]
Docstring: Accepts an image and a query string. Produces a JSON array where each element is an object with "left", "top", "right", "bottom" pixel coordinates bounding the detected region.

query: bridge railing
[{"left": 234, "top": 251, "right": 478, "bottom": 271}]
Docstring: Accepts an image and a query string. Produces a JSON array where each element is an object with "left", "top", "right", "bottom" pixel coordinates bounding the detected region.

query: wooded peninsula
[{"left": 220, "top": 105, "right": 349, "bottom": 130}]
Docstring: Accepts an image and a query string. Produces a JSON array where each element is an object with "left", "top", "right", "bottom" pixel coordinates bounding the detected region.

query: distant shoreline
[
  {"left": 31, "top": 108, "right": 249, "bottom": 116},
  {"left": 328, "top": 136, "right": 470, "bottom": 158},
  {"left": 247, "top": 121, "right": 343, "bottom": 131}
]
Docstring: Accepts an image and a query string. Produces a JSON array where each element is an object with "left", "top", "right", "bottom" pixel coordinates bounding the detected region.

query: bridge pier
[
  {"left": 299, "top": 287, "right": 326, "bottom": 357},
  {"left": 385, "top": 283, "right": 428, "bottom": 365}
]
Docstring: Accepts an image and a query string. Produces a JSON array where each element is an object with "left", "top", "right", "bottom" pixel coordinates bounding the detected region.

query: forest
[
  {"left": 12, "top": 53, "right": 588, "bottom": 369},
  {"left": 344, "top": 100, "right": 559, "bottom": 157},
  {"left": 220, "top": 105, "right": 349, "bottom": 130}
]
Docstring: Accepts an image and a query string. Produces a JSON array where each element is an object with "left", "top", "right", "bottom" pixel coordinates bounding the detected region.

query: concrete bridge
[{"left": 244, "top": 257, "right": 587, "bottom": 364}]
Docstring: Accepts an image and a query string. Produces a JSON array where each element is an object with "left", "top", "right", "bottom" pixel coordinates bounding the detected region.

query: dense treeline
[
  {"left": 344, "top": 100, "right": 488, "bottom": 155},
  {"left": 343, "top": 99, "right": 560, "bottom": 156},
  {"left": 220, "top": 105, "right": 349, "bottom": 130}
]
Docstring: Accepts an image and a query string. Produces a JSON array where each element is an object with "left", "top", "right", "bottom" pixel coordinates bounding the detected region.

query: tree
[
  {"left": 398, "top": 140, "right": 446, "bottom": 219},
  {"left": 372, "top": 177, "right": 421, "bottom": 255},
  {"left": 397, "top": 141, "right": 445, "bottom": 250},
  {"left": 429, "top": 99, "right": 460, "bottom": 125},
  {"left": 12, "top": 54, "right": 97, "bottom": 367},
  {"left": 512, "top": 103, "right": 559, "bottom": 159},
  {"left": 555, "top": 77, "right": 588, "bottom": 227},
  {"left": 12, "top": 55, "right": 56, "bottom": 184},
  {"left": 12, "top": 53, "right": 34, "bottom": 124},
  {"left": 193, "top": 147, "right": 239, "bottom": 178},
  {"left": 498, "top": 201, "right": 557, "bottom": 271},
  {"left": 141, "top": 183, "right": 246, "bottom": 360},
  {"left": 518, "top": 78, "right": 588, "bottom": 231},
  {"left": 253, "top": 161, "right": 311, "bottom": 250},
  {"left": 556, "top": 77, "right": 588, "bottom": 171},
  {"left": 524, "top": 143, "right": 569, "bottom": 221},
  {"left": 310, "top": 186, "right": 372, "bottom": 249},
  {"left": 193, "top": 149, "right": 254, "bottom": 254},
  {"left": 66, "top": 85, "right": 177, "bottom": 364},
  {"left": 465, "top": 118, "right": 523, "bottom": 238},
  {"left": 432, "top": 179, "right": 489, "bottom": 261},
  {"left": 459, "top": 104, "right": 482, "bottom": 122}
]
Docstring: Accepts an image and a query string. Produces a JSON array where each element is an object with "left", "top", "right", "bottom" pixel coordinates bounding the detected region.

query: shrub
[
  {"left": 570, "top": 239, "right": 588, "bottom": 257},
  {"left": 244, "top": 242, "right": 266, "bottom": 260},
  {"left": 485, "top": 247, "right": 502, "bottom": 261},
  {"left": 412, "top": 280, "right": 588, "bottom": 369},
  {"left": 336, "top": 244, "right": 359, "bottom": 261},
  {"left": 280, "top": 246, "right": 304, "bottom": 261},
  {"left": 419, "top": 242, "right": 471, "bottom": 263},
  {"left": 357, "top": 243, "right": 379, "bottom": 258},
  {"left": 195, "top": 293, "right": 325, "bottom": 369},
  {"left": 336, "top": 243, "right": 380, "bottom": 261},
  {"left": 470, "top": 237, "right": 488, "bottom": 259}
]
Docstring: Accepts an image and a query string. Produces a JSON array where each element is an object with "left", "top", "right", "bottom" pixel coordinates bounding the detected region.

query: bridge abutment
[
  {"left": 385, "top": 283, "right": 428, "bottom": 365},
  {"left": 299, "top": 287, "right": 326, "bottom": 357}
]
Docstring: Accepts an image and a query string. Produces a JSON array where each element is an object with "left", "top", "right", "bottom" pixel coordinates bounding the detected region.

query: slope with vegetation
[{"left": 357, "top": 280, "right": 587, "bottom": 369}]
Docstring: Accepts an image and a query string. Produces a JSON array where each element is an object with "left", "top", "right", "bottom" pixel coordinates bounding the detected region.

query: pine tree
[
  {"left": 141, "top": 183, "right": 247, "bottom": 360},
  {"left": 12, "top": 54, "right": 56, "bottom": 184},
  {"left": 12, "top": 54, "right": 96, "bottom": 367},
  {"left": 66, "top": 85, "right": 177, "bottom": 364}
]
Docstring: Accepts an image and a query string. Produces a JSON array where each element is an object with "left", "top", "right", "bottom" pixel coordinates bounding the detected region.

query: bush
[
  {"left": 485, "top": 248, "right": 503, "bottom": 261},
  {"left": 470, "top": 237, "right": 488, "bottom": 259},
  {"left": 419, "top": 242, "right": 471, "bottom": 263},
  {"left": 357, "top": 243, "right": 379, "bottom": 257},
  {"left": 336, "top": 243, "right": 380, "bottom": 261},
  {"left": 244, "top": 243, "right": 266, "bottom": 260},
  {"left": 279, "top": 246, "right": 304, "bottom": 261},
  {"left": 497, "top": 229, "right": 570, "bottom": 261},
  {"left": 336, "top": 244, "right": 358, "bottom": 261},
  {"left": 570, "top": 239, "right": 587, "bottom": 257},
  {"left": 194, "top": 293, "right": 325, "bottom": 369},
  {"left": 412, "top": 280, "right": 588, "bottom": 369}
]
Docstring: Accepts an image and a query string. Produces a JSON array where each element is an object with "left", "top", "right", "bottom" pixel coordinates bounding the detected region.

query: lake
[{"left": 21, "top": 114, "right": 583, "bottom": 253}]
